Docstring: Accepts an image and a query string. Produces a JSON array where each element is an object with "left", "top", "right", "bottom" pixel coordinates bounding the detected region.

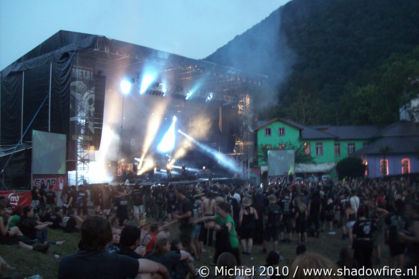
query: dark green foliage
[
  {"left": 207, "top": 0, "right": 419, "bottom": 125},
  {"left": 336, "top": 157, "right": 366, "bottom": 179}
]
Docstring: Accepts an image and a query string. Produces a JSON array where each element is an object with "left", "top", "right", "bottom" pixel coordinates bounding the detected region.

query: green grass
[{"left": 0, "top": 227, "right": 390, "bottom": 279}]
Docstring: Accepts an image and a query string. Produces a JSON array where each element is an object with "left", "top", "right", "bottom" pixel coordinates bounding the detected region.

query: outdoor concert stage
[{"left": 1, "top": 30, "right": 267, "bottom": 187}]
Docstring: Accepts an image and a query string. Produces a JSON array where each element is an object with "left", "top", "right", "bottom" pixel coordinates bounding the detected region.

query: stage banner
[
  {"left": 32, "top": 174, "right": 67, "bottom": 191},
  {"left": 0, "top": 191, "right": 32, "bottom": 208}
]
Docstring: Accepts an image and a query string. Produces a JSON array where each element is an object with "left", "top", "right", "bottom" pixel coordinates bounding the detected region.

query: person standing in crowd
[
  {"left": 197, "top": 201, "right": 241, "bottom": 264},
  {"left": 114, "top": 186, "right": 129, "bottom": 226},
  {"left": 75, "top": 186, "right": 89, "bottom": 217},
  {"left": 131, "top": 185, "right": 144, "bottom": 224},
  {"left": 401, "top": 201, "right": 419, "bottom": 269},
  {"left": 352, "top": 206, "right": 376, "bottom": 268},
  {"left": 58, "top": 216, "right": 169, "bottom": 279},
  {"left": 385, "top": 199, "right": 406, "bottom": 269},
  {"left": 173, "top": 188, "right": 193, "bottom": 248},
  {"left": 31, "top": 186, "right": 41, "bottom": 212},
  {"left": 166, "top": 186, "right": 177, "bottom": 222},
  {"left": 45, "top": 185, "right": 57, "bottom": 212},
  {"left": 308, "top": 190, "right": 321, "bottom": 238},
  {"left": 280, "top": 191, "right": 293, "bottom": 242},
  {"left": 325, "top": 196, "right": 335, "bottom": 234},
  {"left": 294, "top": 196, "right": 308, "bottom": 244},
  {"left": 200, "top": 191, "right": 216, "bottom": 247},
  {"left": 263, "top": 194, "right": 282, "bottom": 252},
  {"left": 191, "top": 192, "right": 204, "bottom": 260},
  {"left": 239, "top": 196, "right": 258, "bottom": 255},
  {"left": 350, "top": 190, "right": 360, "bottom": 217}
]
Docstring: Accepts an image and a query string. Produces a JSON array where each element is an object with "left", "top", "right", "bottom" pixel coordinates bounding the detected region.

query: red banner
[{"left": 0, "top": 191, "right": 32, "bottom": 208}]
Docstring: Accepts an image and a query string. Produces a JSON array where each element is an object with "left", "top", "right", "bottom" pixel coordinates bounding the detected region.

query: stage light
[
  {"left": 140, "top": 100, "right": 168, "bottom": 164},
  {"left": 157, "top": 116, "right": 177, "bottom": 153},
  {"left": 137, "top": 157, "right": 155, "bottom": 175},
  {"left": 206, "top": 92, "right": 214, "bottom": 102},
  {"left": 185, "top": 91, "right": 193, "bottom": 100},
  {"left": 120, "top": 79, "right": 132, "bottom": 95},
  {"left": 161, "top": 82, "right": 168, "bottom": 96},
  {"left": 140, "top": 72, "right": 157, "bottom": 95},
  {"left": 177, "top": 130, "right": 242, "bottom": 174}
]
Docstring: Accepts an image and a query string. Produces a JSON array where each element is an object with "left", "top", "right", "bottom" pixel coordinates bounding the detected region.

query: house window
[
  {"left": 265, "top": 128, "right": 271, "bottom": 136},
  {"left": 278, "top": 128, "right": 285, "bottom": 136},
  {"left": 334, "top": 143, "right": 341, "bottom": 156},
  {"left": 315, "top": 142, "right": 323, "bottom": 156},
  {"left": 279, "top": 144, "right": 286, "bottom": 150},
  {"left": 380, "top": 159, "right": 389, "bottom": 176},
  {"left": 363, "top": 160, "right": 368, "bottom": 177},
  {"left": 401, "top": 158, "right": 410, "bottom": 174},
  {"left": 304, "top": 142, "right": 311, "bottom": 155},
  {"left": 348, "top": 143, "right": 355, "bottom": 155}
]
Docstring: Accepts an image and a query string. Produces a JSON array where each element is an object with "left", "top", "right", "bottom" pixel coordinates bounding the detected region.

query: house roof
[
  {"left": 354, "top": 136, "right": 419, "bottom": 155},
  {"left": 379, "top": 121, "right": 419, "bottom": 137},
  {"left": 255, "top": 117, "right": 304, "bottom": 131},
  {"left": 256, "top": 118, "right": 336, "bottom": 139},
  {"left": 285, "top": 119, "right": 335, "bottom": 140},
  {"left": 312, "top": 125, "right": 379, "bottom": 140}
]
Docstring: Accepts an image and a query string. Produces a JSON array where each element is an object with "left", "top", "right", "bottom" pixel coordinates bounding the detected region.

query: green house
[{"left": 255, "top": 118, "right": 378, "bottom": 175}]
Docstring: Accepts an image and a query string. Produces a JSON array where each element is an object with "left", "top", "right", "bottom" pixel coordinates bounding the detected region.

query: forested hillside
[{"left": 206, "top": 0, "right": 419, "bottom": 125}]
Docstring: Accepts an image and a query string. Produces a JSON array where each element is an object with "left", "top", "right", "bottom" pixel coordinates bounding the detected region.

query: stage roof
[{"left": 2, "top": 30, "right": 268, "bottom": 101}]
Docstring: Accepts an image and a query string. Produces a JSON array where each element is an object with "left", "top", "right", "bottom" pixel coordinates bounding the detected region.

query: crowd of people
[{"left": 0, "top": 174, "right": 418, "bottom": 278}]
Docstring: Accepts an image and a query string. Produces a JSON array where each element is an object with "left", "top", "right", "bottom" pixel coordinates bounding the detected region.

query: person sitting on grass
[
  {"left": 147, "top": 237, "right": 194, "bottom": 279},
  {"left": 0, "top": 200, "right": 48, "bottom": 253},
  {"left": 117, "top": 225, "right": 142, "bottom": 259},
  {"left": 58, "top": 216, "right": 169, "bottom": 279},
  {"left": 18, "top": 206, "right": 64, "bottom": 245}
]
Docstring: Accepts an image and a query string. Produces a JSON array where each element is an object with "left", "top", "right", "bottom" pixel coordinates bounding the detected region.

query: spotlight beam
[
  {"left": 157, "top": 116, "right": 177, "bottom": 153},
  {"left": 177, "top": 130, "right": 242, "bottom": 174}
]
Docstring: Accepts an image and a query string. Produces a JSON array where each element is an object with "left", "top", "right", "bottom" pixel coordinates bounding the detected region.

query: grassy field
[{"left": 0, "top": 225, "right": 389, "bottom": 279}]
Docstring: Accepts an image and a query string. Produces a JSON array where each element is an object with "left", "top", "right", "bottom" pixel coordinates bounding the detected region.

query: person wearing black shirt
[
  {"left": 131, "top": 186, "right": 143, "bottom": 223},
  {"left": 173, "top": 188, "right": 193, "bottom": 247},
  {"left": 19, "top": 206, "right": 64, "bottom": 245},
  {"left": 45, "top": 186, "right": 56, "bottom": 212},
  {"left": 308, "top": 191, "right": 322, "bottom": 238},
  {"left": 75, "top": 186, "right": 88, "bottom": 216},
  {"left": 58, "top": 216, "right": 169, "bottom": 279},
  {"left": 280, "top": 193, "right": 293, "bottom": 242},
  {"left": 166, "top": 187, "right": 177, "bottom": 221},
  {"left": 31, "top": 187, "right": 41, "bottom": 212},
  {"left": 114, "top": 188, "right": 129, "bottom": 226},
  {"left": 352, "top": 206, "right": 376, "bottom": 268},
  {"left": 42, "top": 207, "right": 62, "bottom": 229},
  {"left": 264, "top": 194, "right": 282, "bottom": 251},
  {"left": 118, "top": 225, "right": 142, "bottom": 259}
]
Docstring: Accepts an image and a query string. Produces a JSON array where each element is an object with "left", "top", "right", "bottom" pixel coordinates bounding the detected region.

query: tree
[{"left": 336, "top": 157, "right": 366, "bottom": 180}]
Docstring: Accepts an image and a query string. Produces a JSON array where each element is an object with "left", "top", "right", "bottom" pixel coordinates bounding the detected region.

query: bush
[{"left": 336, "top": 157, "right": 366, "bottom": 180}]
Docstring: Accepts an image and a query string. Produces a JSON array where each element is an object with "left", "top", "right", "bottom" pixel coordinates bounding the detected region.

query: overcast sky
[{"left": 0, "top": 0, "right": 290, "bottom": 70}]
